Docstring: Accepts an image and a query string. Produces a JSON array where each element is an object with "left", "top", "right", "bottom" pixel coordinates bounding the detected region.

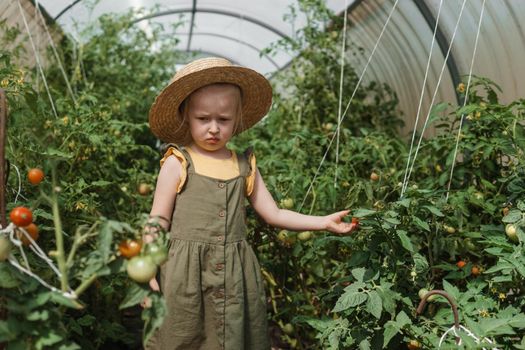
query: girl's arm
[
  {"left": 248, "top": 169, "right": 354, "bottom": 235},
  {"left": 143, "top": 155, "right": 181, "bottom": 243}
]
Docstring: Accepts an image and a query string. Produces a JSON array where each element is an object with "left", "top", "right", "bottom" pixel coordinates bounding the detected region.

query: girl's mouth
[{"left": 206, "top": 138, "right": 219, "bottom": 144}]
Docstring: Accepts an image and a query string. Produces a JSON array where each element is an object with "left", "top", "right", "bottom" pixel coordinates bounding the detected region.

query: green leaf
[
  {"left": 142, "top": 292, "right": 167, "bottom": 346},
  {"left": 50, "top": 292, "right": 84, "bottom": 309},
  {"left": 119, "top": 283, "right": 149, "bottom": 310},
  {"left": 351, "top": 268, "right": 366, "bottom": 282},
  {"left": 396, "top": 230, "right": 414, "bottom": 252},
  {"left": 0, "top": 263, "right": 20, "bottom": 288},
  {"left": 502, "top": 209, "right": 522, "bottom": 223},
  {"left": 413, "top": 216, "right": 430, "bottom": 232},
  {"left": 366, "top": 291, "right": 382, "bottom": 319},
  {"left": 423, "top": 205, "right": 444, "bottom": 217},
  {"left": 332, "top": 291, "right": 367, "bottom": 313},
  {"left": 35, "top": 330, "right": 62, "bottom": 347},
  {"left": 442, "top": 279, "right": 460, "bottom": 301},
  {"left": 359, "top": 339, "right": 371, "bottom": 350},
  {"left": 353, "top": 209, "right": 377, "bottom": 218}
]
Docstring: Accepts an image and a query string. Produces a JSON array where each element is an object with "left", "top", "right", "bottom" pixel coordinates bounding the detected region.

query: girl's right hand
[{"left": 140, "top": 278, "right": 160, "bottom": 308}]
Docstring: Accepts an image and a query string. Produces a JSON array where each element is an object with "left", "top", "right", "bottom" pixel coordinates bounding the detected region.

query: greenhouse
[{"left": 0, "top": 0, "right": 524, "bottom": 349}]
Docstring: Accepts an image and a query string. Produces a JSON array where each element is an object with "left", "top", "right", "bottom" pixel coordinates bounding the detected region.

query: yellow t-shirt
[
  {"left": 186, "top": 146, "right": 240, "bottom": 180},
  {"left": 160, "top": 146, "right": 257, "bottom": 196}
]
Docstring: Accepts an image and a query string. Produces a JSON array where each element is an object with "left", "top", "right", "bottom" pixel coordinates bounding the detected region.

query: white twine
[
  {"left": 11, "top": 163, "right": 22, "bottom": 204},
  {"left": 401, "top": 0, "right": 468, "bottom": 197},
  {"left": 438, "top": 325, "right": 499, "bottom": 350},
  {"left": 445, "top": 0, "right": 487, "bottom": 200},
  {"left": 334, "top": 0, "right": 348, "bottom": 189},
  {"left": 300, "top": 0, "right": 400, "bottom": 210},
  {"left": 400, "top": 0, "right": 444, "bottom": 197},
  {"left": 33, "top": 0, "right": 78, "bottom": 105},
  {"left": 16, "top": 0, "right": 58, "bottom": 119},
  {"left": 1, "top": 223, "right": 73, "bottom": 299}
]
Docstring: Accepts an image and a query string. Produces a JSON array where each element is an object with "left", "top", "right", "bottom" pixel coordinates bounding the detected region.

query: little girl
[{"left": 144, "top": 57, "right": 355, "bottom": 350}]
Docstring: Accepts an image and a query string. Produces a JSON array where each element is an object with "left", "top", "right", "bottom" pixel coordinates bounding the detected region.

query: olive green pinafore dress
[{"left": 146, "top": 145, "right": 269, "bottom": 350}]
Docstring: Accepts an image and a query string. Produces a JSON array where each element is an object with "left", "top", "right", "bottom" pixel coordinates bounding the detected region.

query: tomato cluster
[{"left": 120, "top": 239, "right": 168, "bottom": 283}]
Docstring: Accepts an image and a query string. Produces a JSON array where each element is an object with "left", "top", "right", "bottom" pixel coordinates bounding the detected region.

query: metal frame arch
[
  {"left": 53, "top": 1, "right": 290, "bottom": 40},
  {"left": 178, "top": 32, "right": 281, "bottom": 69},
  {"left": 134, "top": 8, "right": 291, "bottom": 40}
]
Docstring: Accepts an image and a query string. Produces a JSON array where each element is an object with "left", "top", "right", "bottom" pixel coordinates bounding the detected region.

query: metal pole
[
  {"left": 0, "top": 89, "right": 7, "bottom": 228},
  {"left": 0, "top": 88, "right": 8, "bottom": 350}
]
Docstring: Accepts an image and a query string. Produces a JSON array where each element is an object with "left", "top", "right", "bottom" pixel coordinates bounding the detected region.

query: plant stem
[
  {"left": 50, "top": 167, "right": 69, "bottom": 292},
  {"left": 75, "top": 272, "right": 98, "bottom": 296}
]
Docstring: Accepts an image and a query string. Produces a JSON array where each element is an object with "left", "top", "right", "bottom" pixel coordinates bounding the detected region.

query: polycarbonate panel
[
  {"left": 346, "top": 0, "right": 456, "bottom": 137},
  {"left": 427, "top": 0, "right": 525, "bottom": 104},
  {"left": 34, "top": 0, "right": 356, "bottom": 76}
]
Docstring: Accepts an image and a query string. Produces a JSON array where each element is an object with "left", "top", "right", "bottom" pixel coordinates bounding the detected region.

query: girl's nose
[{"left": 209, "top": 121, "right": 219, "bottom": 133}]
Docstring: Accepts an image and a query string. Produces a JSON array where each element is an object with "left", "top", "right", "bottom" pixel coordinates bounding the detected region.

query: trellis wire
[
  {"left": 300, "top": 0, "right": 400, "bottom": 211},
  {"left": 400, "top": 0, "right": 444, "bottom": 197},
  {"left": 334, "top": 0, "right": 348, "bottom": 189},
  {"left": 400, "top": 0, "right": 468, "bottom": 197},
  {"left": 34, "top": 0, "right": 78, "bottom": 105},
  {"left": 445, "top": 0, "right": 486, "bottom": 200},
  {"left": 16, "top": 0, "right": 58, "bottom": 119}
]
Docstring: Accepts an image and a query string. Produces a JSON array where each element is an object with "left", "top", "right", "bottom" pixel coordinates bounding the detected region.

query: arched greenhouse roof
[{"left": 2, "top": 0, "right": 525, "bottom": 135}]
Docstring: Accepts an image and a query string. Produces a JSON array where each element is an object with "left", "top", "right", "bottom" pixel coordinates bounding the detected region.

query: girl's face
[{"left": 186, "top": 83, "right": 241, "bottom": 153}]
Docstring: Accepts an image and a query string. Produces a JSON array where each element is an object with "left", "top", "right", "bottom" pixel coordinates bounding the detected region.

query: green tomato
[
  {"left": 0, "top": 236, "right": 12, "bottom": 261},
  {"left": 126, "top": 256, "right": 158, "bottom": 283},
  {"left": 506, "top": 224, "right": 518, "bottom": 242},
  {"left": 145, "top": 243, "right": 168, "bottom": 265},
  {"left": 418, "top": 288, "right": 437, "bottom": 301},
  {"left": 282, "top": 323, "right": 294, "bottom": 335},
  {"left": 281, "top": 198, "right": 294, "bottom": 209},
  {"left": 297, "top": 231, "right": 313, "bottom": 241}
]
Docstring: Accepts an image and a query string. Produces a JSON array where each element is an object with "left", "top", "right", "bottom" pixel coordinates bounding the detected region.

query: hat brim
[{"left": 149, "top": 65, "right": 272, "bottom": 145}]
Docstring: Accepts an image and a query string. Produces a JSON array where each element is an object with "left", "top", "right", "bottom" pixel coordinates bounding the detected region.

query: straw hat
[{"left": 149, "top": 57, "right": 273, "bottom": 145}]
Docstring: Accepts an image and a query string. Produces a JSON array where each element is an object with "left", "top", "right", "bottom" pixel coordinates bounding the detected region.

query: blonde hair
[{"left": 178, "top": 83, "right": 243, "bottom": 144}]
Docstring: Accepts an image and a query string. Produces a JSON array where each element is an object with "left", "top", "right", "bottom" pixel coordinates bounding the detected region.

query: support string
[
  {"left": 300, "top": 0, "right": 400, "bottom": 211},
  {"left": 334, "top": 0, "right": 348, "bottom": 189},
  {"left": 400, "top": 0, "right": 444, "bottom": 197},
  {"left": 16, "top": 0, "right": 58, "bottom": 119},
  {"left": 445, "top": 0, "right": 486, "bottom": 200},
  {"left": 400, "top": 0, "right": 468, "bottom": 197}
]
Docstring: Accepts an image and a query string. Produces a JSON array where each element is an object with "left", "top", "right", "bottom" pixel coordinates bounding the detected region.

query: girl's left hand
[{"left": 324, "top": 210, "right": 358, "bottom": 235}]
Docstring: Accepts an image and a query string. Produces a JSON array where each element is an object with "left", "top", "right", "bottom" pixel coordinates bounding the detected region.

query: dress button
[
  {"left": 217, "top": 236, "right": 224, "bottom": 242},
  {"left": 219, "top": 210, "right": 225, "bottom": 217},
  {"left": 218, "top": 182, "right": 225, "bottom": 188}
]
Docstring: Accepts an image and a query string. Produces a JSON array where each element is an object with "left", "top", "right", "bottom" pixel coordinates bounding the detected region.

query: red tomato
[
  {"left": 119, "top": 239, "right": 142, "bottom": 259},
  {"left": 456, "top": 260, "right": 467, "bottom": 269},
  {"left": 9, "top": 207, "right": 33, "bottom": 227},
  {"left": 27, "top": 168, "right": 44, "bottom": 185},
  {"left": 471, "top": 265, "right": 481, "bottom": 276},
  {"left": 17, "top": 223, "right": 39, "bottom": 246}
]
